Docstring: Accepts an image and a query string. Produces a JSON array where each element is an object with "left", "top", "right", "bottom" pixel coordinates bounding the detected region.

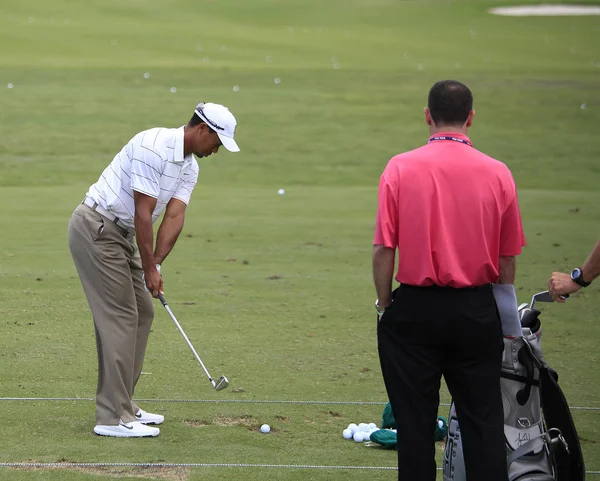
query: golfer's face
[{"left": 194, "top": 125, "right": 221, "bottom": 158}]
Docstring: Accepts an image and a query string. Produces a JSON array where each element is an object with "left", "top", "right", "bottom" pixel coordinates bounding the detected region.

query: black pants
[{"left": 377, "top": 284, "right": 508, "bottom": 481}]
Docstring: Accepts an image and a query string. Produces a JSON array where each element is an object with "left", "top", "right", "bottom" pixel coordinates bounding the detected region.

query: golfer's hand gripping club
[
  {"left": 158, "top": 293, "right": 229, "bottom": 391},
  {"left": 143, "top": 264, "right": 163, "bottom": 297}
]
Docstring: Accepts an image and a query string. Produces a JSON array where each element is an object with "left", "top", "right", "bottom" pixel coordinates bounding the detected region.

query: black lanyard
[{"left": 427, "top": 136, "right": 472, "bottom": 147}]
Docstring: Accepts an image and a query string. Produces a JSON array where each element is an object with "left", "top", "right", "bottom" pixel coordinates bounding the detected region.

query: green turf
[{"left": 0, "top": 0, "right": 599, "bottom": 479}]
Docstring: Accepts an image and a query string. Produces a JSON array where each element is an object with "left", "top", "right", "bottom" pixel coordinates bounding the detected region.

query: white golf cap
[{"left": 194, "top": 102, "right": 240, "bottom": 152}]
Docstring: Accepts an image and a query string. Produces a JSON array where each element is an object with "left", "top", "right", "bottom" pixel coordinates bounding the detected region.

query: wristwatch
[
  {"left": 571, "top": 267, "right": 591, "bottom": 287},
  {"left": 375, "top": 299, "right": 387, "bottom": 316}
]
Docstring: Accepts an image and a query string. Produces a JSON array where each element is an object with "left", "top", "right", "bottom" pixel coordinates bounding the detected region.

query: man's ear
[
  {"left": 466, "top": 110, "right": 475, "bottom": 128},
  {"left": 424, "top": 107, "right": 433, "bottom": 126}
]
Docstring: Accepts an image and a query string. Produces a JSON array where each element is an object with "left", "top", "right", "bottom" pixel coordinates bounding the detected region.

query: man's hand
[
  {"left": 376, "top": 298, "right": 392, "bottom": 322},
  {"left": 144, "top": 266, "right": 163, "bottom": 298},
  {"left": 548, "top": 272, "right": 581, "bottom": 302},
  {"left": 377, "top": 297, "right": 392, "bottom": 310}
]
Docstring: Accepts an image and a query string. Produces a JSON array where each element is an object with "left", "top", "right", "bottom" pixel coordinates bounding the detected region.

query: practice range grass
[{"left": 0, "top": 0, "right": 599, "bottom": 480}]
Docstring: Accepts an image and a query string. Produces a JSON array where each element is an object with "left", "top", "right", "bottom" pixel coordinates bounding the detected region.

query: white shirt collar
[{"left": 174, "top": 126, "right": 194, "bottom": 164}]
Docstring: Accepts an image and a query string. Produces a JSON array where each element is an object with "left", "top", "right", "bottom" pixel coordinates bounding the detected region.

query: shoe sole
[
  {"left": 94, "top": 427, "right": 159, "bottom": 438},
  {"left": 94, "top": 431, "right": 159, "bottom": 438}
]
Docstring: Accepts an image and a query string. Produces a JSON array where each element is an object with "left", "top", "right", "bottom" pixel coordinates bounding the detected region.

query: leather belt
[{"left": 82, "top": 197, "right": 133, "bottom": 234}]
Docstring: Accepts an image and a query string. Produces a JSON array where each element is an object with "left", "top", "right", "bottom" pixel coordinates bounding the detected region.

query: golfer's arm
[
  {"left": 498, "top": 256, "right": 516, "bottom": 284},
  {"left": 154, "top": 198, "right": 186, "bottom": 265},
  {"left": 581, "top": 240, "right": 600, "bottom": 283},
  {"left": 134, "top": 191, "right": 158, "bottom": 273},
  {"left": 373, "top": 245, "right": 395, "bottom": 306}
]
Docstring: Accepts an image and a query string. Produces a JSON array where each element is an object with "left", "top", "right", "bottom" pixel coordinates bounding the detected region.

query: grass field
[{"left": 0, "top": 0, "right": 599, "bottom": 479}]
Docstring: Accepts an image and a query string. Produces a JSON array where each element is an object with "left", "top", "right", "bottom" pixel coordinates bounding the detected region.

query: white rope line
[
  {"left": 0, "top": 398, "right": 599, "bottom": 411},
  {"left": 0, "top": 398, "right": 391, "bottom": 405},
  {"left": 0, "top": 462, "right": 393, "bottom": 470},
  {"left": 0, "top": 463, "right": 598, "bottom": 474}
]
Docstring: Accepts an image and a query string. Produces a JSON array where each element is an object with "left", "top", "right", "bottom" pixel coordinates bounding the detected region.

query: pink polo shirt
[{"left": 374, "top": 133, "right": 525, "bottom": 287}]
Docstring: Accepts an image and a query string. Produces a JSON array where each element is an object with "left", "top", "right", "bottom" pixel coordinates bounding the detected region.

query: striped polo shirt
[
  {"left": 86, "top": 127, "right": 198, "bottom": 229},
  {"left": 373, "top": 132, "right": 525, "bottom": 287}
]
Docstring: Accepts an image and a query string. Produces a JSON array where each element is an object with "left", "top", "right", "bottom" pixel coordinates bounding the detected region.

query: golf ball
[
  {"left": 260, "top": 424, "right": 270, "bottom": 433},
  {"left": 368, "top": 423, "right": 377, "bottom": 430},
  {"left": 342, "top": 429, "right": 353, "bottom": 439},
  {"left": 358, "top": 423, "right": 369, "bottom": 432},
  {"left": 353, "top": 431, "right": 364, "bottom": 442},
  {"left": 278, "top": 188, "right": 285, "bottom": 195},
  {"left": 347, "top": 423, "right": 358, "bottom": 434}
]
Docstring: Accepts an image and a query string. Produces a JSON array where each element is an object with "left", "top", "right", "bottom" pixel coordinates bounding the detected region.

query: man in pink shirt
[{"left": 373, "top": 80, "right": 525, "bottom": 481}]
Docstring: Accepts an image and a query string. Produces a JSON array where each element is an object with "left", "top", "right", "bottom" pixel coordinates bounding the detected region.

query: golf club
[
  {"left": 530, "top": 290, "right": 554, "bottom": 309},
  {"left": 158, "top": 293, "right": 229, "bottom": 391},
  {"left": 530, "top": 290, "right": 568, "bottom": 310}
]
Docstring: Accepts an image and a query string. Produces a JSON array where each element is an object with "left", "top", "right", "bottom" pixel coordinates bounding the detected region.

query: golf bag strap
[{"left": 507, "top": 431, "right": 550, "bottom": 468}]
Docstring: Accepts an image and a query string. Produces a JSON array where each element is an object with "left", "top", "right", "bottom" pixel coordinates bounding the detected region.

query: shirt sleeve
[
  {"left": 499, "top": 176, "right": 526, "bottom": 256},
  {"left": 373, "top": 169, "right": 398, "bottom": 248},
  {"left": 130, "top": 146, "right": 163, "bottom": 199},
  {"left": 173, "top": 169, "right": 198, "bottom": 205}
]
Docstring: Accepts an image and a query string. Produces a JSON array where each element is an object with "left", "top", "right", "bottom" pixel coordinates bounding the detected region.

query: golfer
[
  {"left": 373, "top": 80, "right": 525, "bottom": 480},
  {"left": 68, "top": 102, "right": 240, "bottom": 437}
]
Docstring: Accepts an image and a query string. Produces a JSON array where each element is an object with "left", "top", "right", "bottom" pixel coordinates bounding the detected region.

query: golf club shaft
[{"left": 157, "top": 293, "right": 216, "bottom": 385}]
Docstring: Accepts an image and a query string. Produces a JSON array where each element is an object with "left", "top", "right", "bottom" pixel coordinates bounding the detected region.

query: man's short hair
[
  {"left": 188, "top": 113, "right": 206, "bottom": 127},
  {"left": 428, "top": 80, "right": 473, "bottom": 126}
]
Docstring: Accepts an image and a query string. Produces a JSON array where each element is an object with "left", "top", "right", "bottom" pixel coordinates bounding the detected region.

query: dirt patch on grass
[
  {"left": 11, "top": 464, "right": 190, "bottom": 480},
  {"left": 302, "top": 241, "right": 324, "bottom": 247},
  {"left": 184, "top": 419, "right": 211, "bottom": 427},
  {"left": 580, "top": 436, "right": 600, "bottom": 445},
  {"left": 185, "top": 413, "right": 260, "bottom": 431},
  {"left": 213, "top": 414, "right": 259, "bottom": 430}
]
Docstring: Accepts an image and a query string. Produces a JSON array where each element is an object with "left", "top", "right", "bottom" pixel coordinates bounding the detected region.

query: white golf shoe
[
  {"left": 94, "top": 420, "right": 159, "bottom": 438},
  {"left": 135, "top": 408, "right": 165, "bottom": 425}
]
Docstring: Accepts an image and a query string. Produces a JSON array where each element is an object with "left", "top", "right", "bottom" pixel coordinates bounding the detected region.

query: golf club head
[
  {"left": 530, "top": 290, "right": 554, "bottom": 310},
  {"left": 214, "top": 375, "right": 229, "bottom": 391},
  {"left": 519, "top": 307, "right": 531, "bottom": 321}
]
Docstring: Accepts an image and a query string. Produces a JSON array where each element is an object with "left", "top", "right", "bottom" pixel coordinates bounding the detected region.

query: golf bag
[{"left": 442, "top": 308, "right": 585, "bottom": 481}]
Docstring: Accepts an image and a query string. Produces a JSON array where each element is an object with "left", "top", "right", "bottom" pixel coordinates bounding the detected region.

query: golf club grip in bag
[{"left": 442, "top": 309, "right": 585, "bottom": 481}]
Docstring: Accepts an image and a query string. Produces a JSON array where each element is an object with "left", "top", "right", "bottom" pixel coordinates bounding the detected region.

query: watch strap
[
  {"left": 375, "top": 300, "right": 386, "bottom": 315},
  {"left": 572, "top": 268, "right": 591, "bottom": 287}
]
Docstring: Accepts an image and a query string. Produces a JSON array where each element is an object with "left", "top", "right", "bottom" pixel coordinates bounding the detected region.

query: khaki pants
[{"left": 68, "top": 204, "right": 154, "bottom": 425}]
